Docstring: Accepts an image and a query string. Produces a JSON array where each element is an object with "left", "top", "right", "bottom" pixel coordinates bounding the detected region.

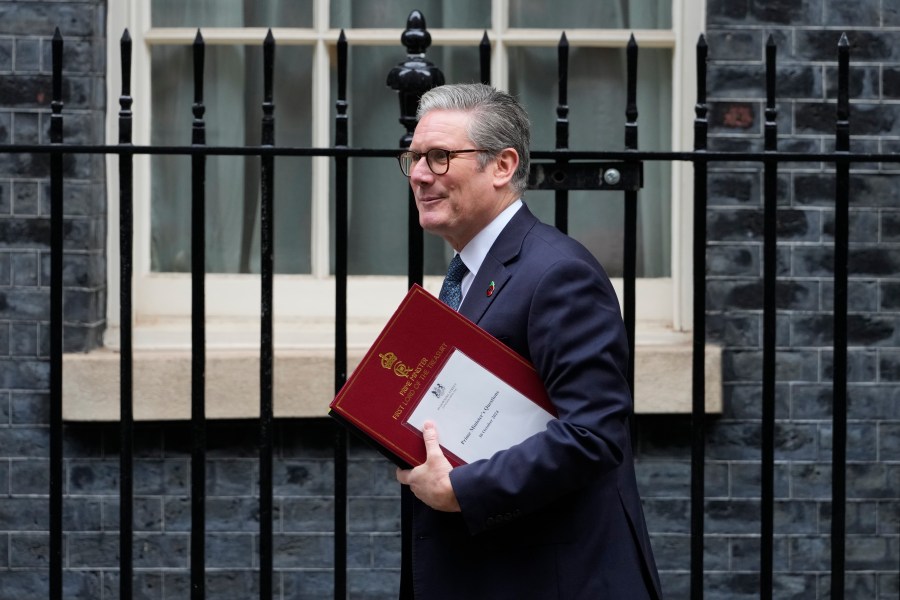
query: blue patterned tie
[{"left": 438, "top": 254, "right": 469, "bottom": 310}]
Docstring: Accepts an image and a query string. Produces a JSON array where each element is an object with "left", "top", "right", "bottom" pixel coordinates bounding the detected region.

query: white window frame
[{"left": 104, "top": 0, "right": 705, "bottom": 352}]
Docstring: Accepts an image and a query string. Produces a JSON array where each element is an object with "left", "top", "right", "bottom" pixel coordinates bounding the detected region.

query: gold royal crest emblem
[{"left": 379, "top": 352, "right": 413, "bottom": 378}]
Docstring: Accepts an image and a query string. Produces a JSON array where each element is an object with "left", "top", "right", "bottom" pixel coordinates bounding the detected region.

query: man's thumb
[{"left": 422, "top": 421, "right": 441, "bottom": 453}]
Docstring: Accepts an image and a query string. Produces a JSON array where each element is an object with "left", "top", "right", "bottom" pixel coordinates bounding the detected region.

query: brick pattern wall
[
  {"left": 1, "top": 0, "right": 110, "bottom": 598},
  {"left": 1, "top": 1, "right": 899, "bottom": 599},
  {"left": 695, "top": 0, "right": 900, "bottom": 597},
  {"left": 2, "top": 419, "right": 402, "bottom": 598}
]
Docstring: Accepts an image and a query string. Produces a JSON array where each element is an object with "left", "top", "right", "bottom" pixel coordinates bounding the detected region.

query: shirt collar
[{"left": 457, "top": 199, "right": 522, "bottom": 299}]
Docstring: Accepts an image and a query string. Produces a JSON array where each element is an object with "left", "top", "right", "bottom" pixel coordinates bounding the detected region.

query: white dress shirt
[{"left": 454, "top": 199, "right": 523, "bottom": 309}]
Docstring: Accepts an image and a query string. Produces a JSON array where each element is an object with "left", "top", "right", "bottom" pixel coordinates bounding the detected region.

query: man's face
[{"left": 408, "top": 109, "right": 502, "bottom": 251}]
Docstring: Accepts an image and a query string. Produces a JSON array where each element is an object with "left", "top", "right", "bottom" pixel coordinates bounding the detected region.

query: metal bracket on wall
[{"left": 528, "top": 161, "right": 643, "bottom": 191}]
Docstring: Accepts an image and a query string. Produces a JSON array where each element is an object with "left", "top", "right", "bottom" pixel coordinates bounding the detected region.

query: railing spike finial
[
  {"left": 480, "top": 31, "right": 491, "bottom": 84},
  {"left": 261, "top": 28, "right": 275, "bottom": 145},
  {"left": 556, "top": 31, "right": 569, "bottom": 149},
  {"left": 52, "top": 29, "right": 63, "bottom": 111},
  {"left": 192, "top": 29, "right": 206, "bottom": 131},
  {"left": 765, "top": 36, "right": 777, "bottom": 119},
  {"left": 401, "top": 9, "right": 430, "bottom": 54},
  {"left": 335, "top": 28, "right": 349, "bottom": 145},
  {"left": 119, "top": 30, "right": 133, "bottom": 142},
  {"left": 625, "top": 34, "right": 638, "bottom": 149},
  {"left": 836, "top": 32, "right": 850, "bottom": 143},
  {"left": 695, "top": 35, "right": 708, "bottom": 124}
]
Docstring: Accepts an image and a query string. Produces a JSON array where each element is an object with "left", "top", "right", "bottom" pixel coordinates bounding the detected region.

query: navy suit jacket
[{"left": 405, "top": 204, "right": 662, "bottom": 600}]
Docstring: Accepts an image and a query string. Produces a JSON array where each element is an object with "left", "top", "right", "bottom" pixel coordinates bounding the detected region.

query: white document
[{"left": 405, "top": 348, "right": 555, "bottom": 464}]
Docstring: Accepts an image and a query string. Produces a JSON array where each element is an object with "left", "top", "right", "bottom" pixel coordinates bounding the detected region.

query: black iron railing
[{"left": 1, "top": 10, "right": 883, "bottom": 600}]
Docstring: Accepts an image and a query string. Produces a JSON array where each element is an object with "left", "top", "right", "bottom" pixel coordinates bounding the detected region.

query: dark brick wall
[
  {"left": 0, "top": 0, "right": 109, "bottom": 597},
  {"left": 0, "top": 0, "right": 107, "bottom": 356},
  {"left": 1, "top": 1, "right": 898, "bottom": 599},
  {"left": 700, "top": 0, "right": 900, "bottom": 598},
  {"left": 1, "top": 417, "right": 402, "bottom": 598}
]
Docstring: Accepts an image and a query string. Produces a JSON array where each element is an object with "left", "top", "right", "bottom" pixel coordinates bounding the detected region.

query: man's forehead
[{"left": 412, "top": 110, "right": 471, "bottom": 145}]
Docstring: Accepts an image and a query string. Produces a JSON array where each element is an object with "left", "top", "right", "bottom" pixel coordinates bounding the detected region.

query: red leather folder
[{"left": 329, "top": 285, "right": 554, "bottom": 468}]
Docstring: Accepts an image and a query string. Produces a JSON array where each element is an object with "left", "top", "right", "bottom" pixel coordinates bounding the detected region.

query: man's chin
[{"left": 418, "top": 215, "right": 446, "bottom": 235}]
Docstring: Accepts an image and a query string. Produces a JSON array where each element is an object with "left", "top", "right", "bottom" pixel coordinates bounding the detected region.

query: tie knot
[
  {"left": 438, "top": 254, "right": 469, "bottom": 310},
  {"left": 445, "top": 254, "right": 468, "bottom": 283}
]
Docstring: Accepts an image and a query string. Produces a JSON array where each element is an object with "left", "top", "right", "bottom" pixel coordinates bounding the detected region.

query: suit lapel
[
  {"left": 459, "top": 253, "right": 510, "bottom": 324},
  {"left": 459, "top": 204, "right": 539, "bottom": 324}
]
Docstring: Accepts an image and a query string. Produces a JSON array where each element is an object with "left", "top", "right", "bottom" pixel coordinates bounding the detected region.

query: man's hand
[{"left": 396, "top": 421, "right": 461, "bottom": 512}]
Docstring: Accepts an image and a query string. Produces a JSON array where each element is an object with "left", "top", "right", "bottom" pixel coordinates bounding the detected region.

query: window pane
[
  {"left": 332, "top": 44, "right": 482, "bottom": 276},
  {"left": 509, "top": 46, "right": 672, "bottom": 277},
  {"left": 509, "top": 0, "right": 671, "bottom": 29},
  {"left": 151, "top": 0, "right": 312, "bottom": 28},
  {"left": 150, "top": 44, "right": 313, "bottom": 274},
  {"left": 330, "top": 0, "right": 490, "bottom": 29}
]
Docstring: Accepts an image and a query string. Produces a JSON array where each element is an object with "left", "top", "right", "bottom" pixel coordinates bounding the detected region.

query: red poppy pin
[{"left": 486, "top": 281, "right": 495, "bottom": 297}]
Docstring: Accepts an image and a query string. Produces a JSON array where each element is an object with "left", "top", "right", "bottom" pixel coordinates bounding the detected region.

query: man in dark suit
[{"left": 395, "top": 83, "right": 662, "bottom": 600}]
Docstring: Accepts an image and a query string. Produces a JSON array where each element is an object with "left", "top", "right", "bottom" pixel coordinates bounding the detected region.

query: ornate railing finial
[{"left": 386, "top": 10, "right": 445, "bottom": 148}]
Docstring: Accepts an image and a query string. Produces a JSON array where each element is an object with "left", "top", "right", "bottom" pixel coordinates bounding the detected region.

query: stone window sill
[{"left": 63, "top": 323, "right": 721, "bottom": 421}]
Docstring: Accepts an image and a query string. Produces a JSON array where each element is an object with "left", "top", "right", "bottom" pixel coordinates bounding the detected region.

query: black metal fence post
[
  {"left": 189, "top": 28, "right": 208, "bottom": 600},
  {"left": 258, "top": 29, "right": 276, "bottom": 600},
  {"left": 333, "top": 28, "right": 350, "bottom": 600},
  {"left": 690, "top": 33, "right": 709, "bottom": 600},
  {"left": 760, "top": 33, "right": 778, "bottom": 600},
  {"left": 48, "top": 27, "right": 64, "bottom": 600},
  {"left": 830, "top": 32, "right": 851, "bottom": 600},
  {"left": 118, "top": 28, "right": 135, "bottom": 600},
  {"left": 20, "top": 19, "right": 877, "bottom": 600},
  {"left": 554, "top": 33, "right": 570, "bottom": 233},
  {"left": 387, "top": 13, "right": 445, "bottom": 598},
  {"left": 623, "top": 35, "right": 639, "bottom": 395},
  {"left": 386, "top": 9, "right": 445, "bottom": 288}
]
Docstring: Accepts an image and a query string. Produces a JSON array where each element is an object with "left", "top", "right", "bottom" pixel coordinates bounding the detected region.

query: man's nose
[{"left": 409, "top": 156, "right": 434, "bottom": 183}]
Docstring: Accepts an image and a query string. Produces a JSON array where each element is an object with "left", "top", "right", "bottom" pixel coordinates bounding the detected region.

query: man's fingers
[
  {"left": 421, "top": 421, "right": 444, "bottom": 461},
  {"left": 395, "top": 467, "right": 409, "bottom": 485}
]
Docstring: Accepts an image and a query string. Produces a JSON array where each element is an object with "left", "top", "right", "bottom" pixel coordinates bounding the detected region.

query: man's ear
[{"left": 492, "top": 148, "right": 519, "bottom": 188}]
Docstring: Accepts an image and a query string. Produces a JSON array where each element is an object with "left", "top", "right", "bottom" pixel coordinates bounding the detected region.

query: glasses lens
[
  {"left": 398, "top": 152, "right": 416, "bottom": 176},
  {"left": 426, "top": 149, "right": 451, "bottom": 174}
]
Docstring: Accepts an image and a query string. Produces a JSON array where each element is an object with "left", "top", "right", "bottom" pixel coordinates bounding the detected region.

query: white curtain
[
  {"left": 508, "top": 0, "right": 672, "bottom": 277},
  {"left": 151, "top": 0, "right": 245, "bottom": 272},
  {"left": 150, "top": 0, "right": 312, "bottom": 274},
  {"left": 333, "top": 0, "right": 489, "bottom": 275},
  {"left": 149, "top": 0, "right": 671, "bottom": 277}
]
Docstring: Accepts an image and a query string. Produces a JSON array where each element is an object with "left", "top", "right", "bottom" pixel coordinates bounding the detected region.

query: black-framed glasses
[{"left": 397, "top": 148, "right": 487, "bottom": 177}]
